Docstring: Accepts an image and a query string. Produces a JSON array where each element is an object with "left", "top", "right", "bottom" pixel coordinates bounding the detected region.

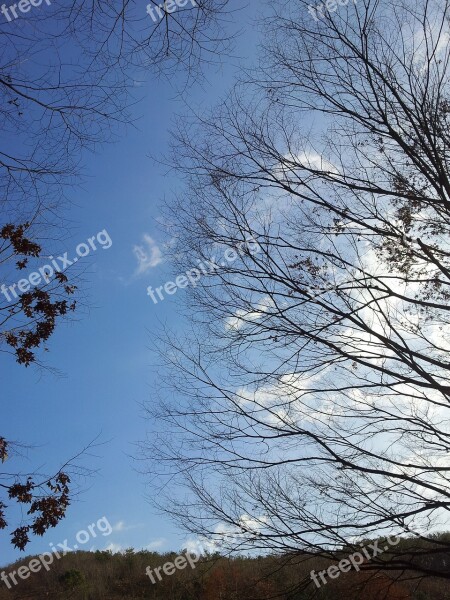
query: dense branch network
[{"left": 141, "top": 0, "right": 450, "bottom": 591}]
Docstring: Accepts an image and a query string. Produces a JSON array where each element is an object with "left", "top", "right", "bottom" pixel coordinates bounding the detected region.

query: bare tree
[
  {"left": 142, "top": 0, "right": 450, "bottom": 591},
  {"left": 0, "top": 0, "right": 234, "bottom": 549},
  {"left": 0, "top": 0, "right": 234, "bottom": 363}
]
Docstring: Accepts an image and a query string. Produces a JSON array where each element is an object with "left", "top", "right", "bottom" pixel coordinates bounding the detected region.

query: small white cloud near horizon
[
  {"left": 111, "top": 521, "right": 127, "bottom": 533},
  {"left": 185, "top": 516, "right": 267, "bottom": 555},
  {"left": 112, "top": 521, "right": 126, "bottom": 533},
  {"left": 133, "top": 234, "right": 163, "bottom": 276},
  {"left": 145, "top": 538, "right": 167, "bottom": 551},
  {"left": 111, "top": 520, "right": 142, "bottom": 533},
  {"left": 104, "top": 542, "right": 123, "bottom": 554}
]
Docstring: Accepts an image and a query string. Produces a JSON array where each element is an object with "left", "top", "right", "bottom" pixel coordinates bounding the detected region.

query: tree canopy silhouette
[{"left": 143, "top": 0, "right": 450, "bottom": 592}]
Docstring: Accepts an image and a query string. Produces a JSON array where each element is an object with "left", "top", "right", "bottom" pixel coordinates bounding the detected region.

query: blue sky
[{"left": 0, "top": 0, "right": 263, "bottom": 566}]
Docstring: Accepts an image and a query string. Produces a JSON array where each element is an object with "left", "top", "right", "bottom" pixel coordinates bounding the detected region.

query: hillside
[{"left": 0, "top": 535, "right": 449, "bottom": 600}]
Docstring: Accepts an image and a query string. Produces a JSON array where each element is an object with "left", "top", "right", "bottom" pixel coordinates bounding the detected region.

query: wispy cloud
[
  {"left": 185, "top": 516, "right": 267, "bottom": 554},
  {"left": 225, "top": 296, "right": 274, "bottom": 331},
  {"left": 104, "top": 542, "right": 123, "bottom": 554},
  {"left": 111, "top": 520, "right": 141, "bottom": 533},
  {"left": 145, "top": 538, "right": 167, "bottom": 550},
  {"left": 133, "top": 234, "right": 163, "bottom": 276},
  {"left": 112, "top": 521, "right": 126, "bottom": 533}
]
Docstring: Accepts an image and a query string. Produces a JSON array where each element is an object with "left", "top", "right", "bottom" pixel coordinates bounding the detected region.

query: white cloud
[
  {"left": 412, "top": 19, "right": 450, "bottom": 71},
  {"left": 133, "top": 234, "right": 163, "bottom": 275},
  {"left": 295, "top": 151, "right": 339, "bottom": 175},
  {"left": 111, "top": 520, "right": 141, "bottom": 533},
  {"left": 145, "top": 538, "right": 167, "bottom": 550},
  {"left": 104, "top": 542, "right": 123, "bottom": 554},
  {"left": 112, "top": 520, "right": 125, "bottom": 532},
  {"left": 185, "top": 516, "right": 267, "bottom": 555},
  {"left": 225, "top": 296, "right": 274, "bottom": 331}
]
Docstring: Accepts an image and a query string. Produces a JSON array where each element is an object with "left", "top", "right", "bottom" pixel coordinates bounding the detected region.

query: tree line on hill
[{"left": 0, "top": 533, "right": 449, "bottom": 599}]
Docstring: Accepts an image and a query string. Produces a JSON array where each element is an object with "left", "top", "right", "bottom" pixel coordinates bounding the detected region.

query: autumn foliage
[
  {"left": 0, "top": 437, "right": 71, "bottom": 551},
  {"left": 0, "top": 223, "right": 76, "bottom": 366},
  {"left": 1, "top": 542, "right": 449, "bottom": 600}
]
